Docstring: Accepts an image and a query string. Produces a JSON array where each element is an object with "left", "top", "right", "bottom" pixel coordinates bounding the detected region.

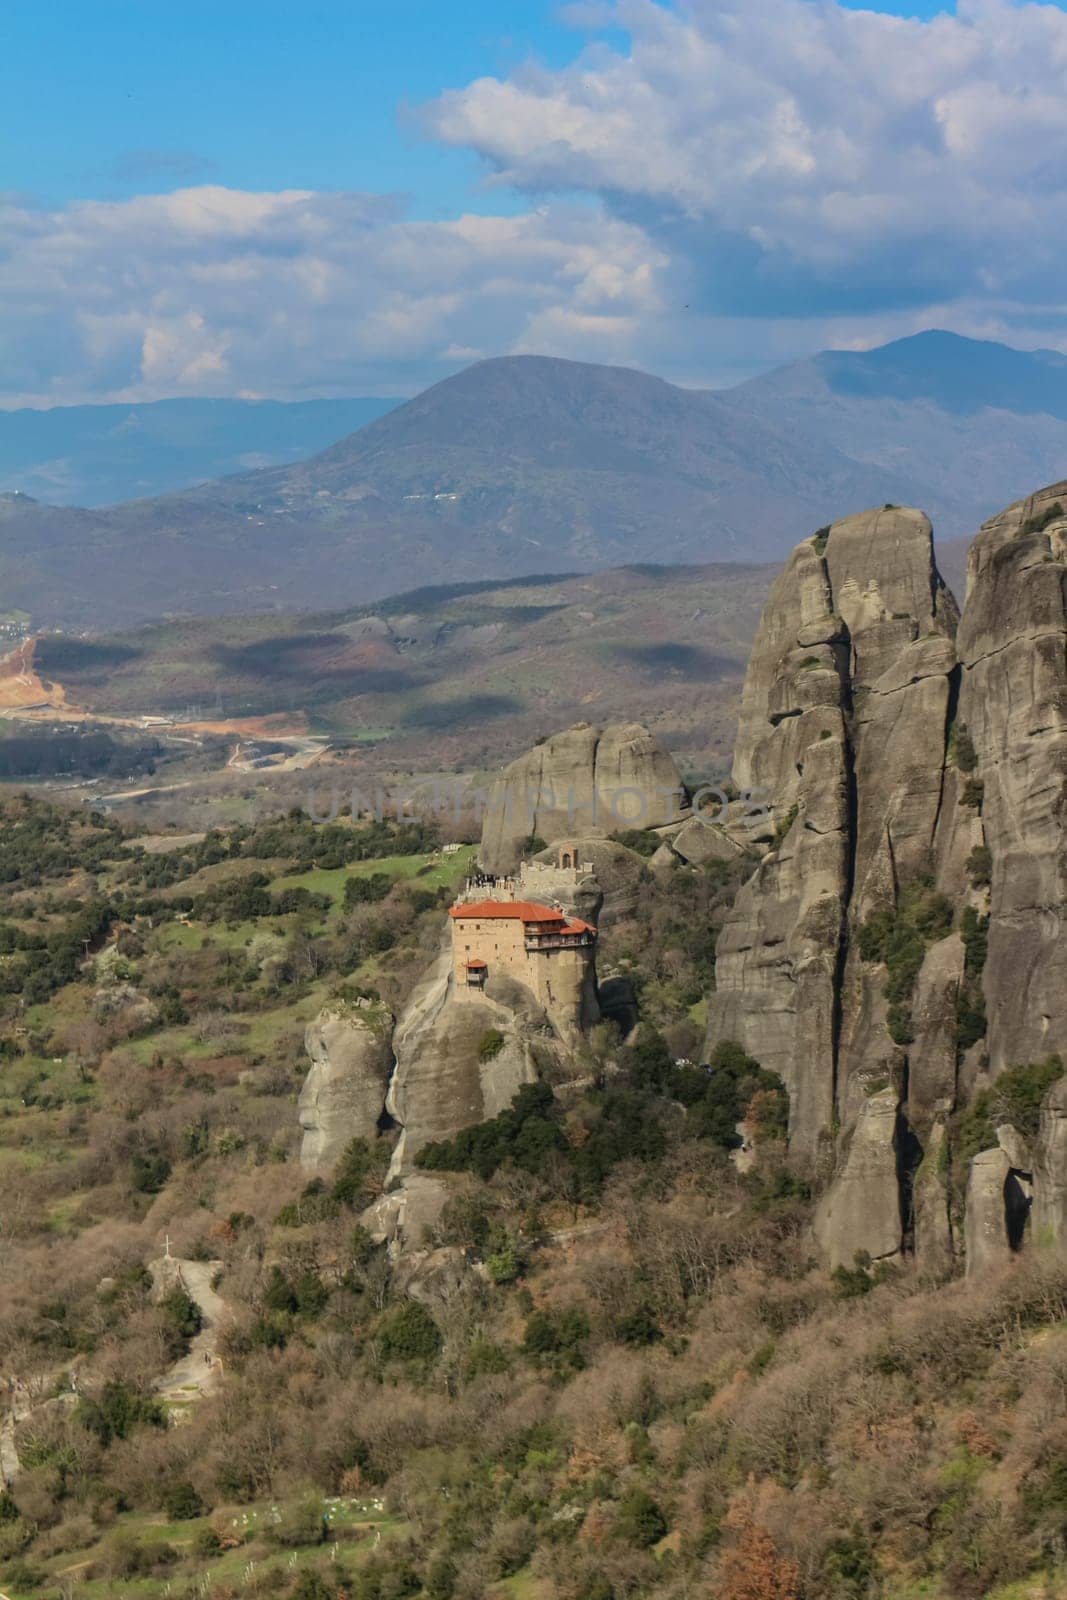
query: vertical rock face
[
  {"left": 812, "top": 1088, "right": 902, "bottom": 1270},
  {"left": 299, "top": 1000, "right": 395, "bottom": 1173},
  {"left": 912, "top": 1116, "right": 954, "bottom": 1276},
  {"left": 1033, "top": 1078, "right": 1067, "bottom": 1249},
  {"left": 478, "top": 721, "right": 687, "bottom": 875},
  {"left": 907, "top": 937, "right": 966, "bottom": 1128},
  {"left": 386, "top": 945, "right": 542, "bottom": 1176},
  {"left": 709, "top": 507, "right": 960, "bottom": 1186},
  {"left": 712, "top": 482, "right": 1067, "bottom": 1273},
  {"left": 964, "top": 1148, "right": 1016, "bottom": 1278},
  {"left": 957, "top": 482, "right": 1067, "bottom": 1073}
]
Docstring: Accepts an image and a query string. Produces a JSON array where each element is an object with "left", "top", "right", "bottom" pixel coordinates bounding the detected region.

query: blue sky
[
  {"left": 7, "top": 0, "right": 959, "bottom": 213},
  {"left": 4, "top": 0, "right": 1067, "bottom": 405}
]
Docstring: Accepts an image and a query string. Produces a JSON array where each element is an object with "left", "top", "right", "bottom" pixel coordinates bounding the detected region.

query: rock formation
[
  {"left": 708, "top": 483, "right": 1067, "bottom": 1276},
  {"left": 385, "top": 945, "right": 542, "bottom": 1177},
  {"left": 298, "top": 859, "right": 608, "bottom": 1242},
  {"left": 912, "top": 1115, "right": 954, "bottom": 1276},
  {"left": 964, "top": 1147, "right": 1016, "bottom": 1278},
  {"left": 478, "top": 721, "right": 687, "bottom": 875},
  {"left": 812, "top": 1087, "right": 902, "bottom": 1270},
  {"left": 956, "top": 481, "right": 1067, "bottom": 1073},
  {"left": 709, "top": 507, "right": 960, "bottom": 1181},
  {"left": 299, "top": 998, "right": 395, "bottom": 1172},
  {"left": 1033, "top": 1078, "right": 1067, "bottom": 1249}
]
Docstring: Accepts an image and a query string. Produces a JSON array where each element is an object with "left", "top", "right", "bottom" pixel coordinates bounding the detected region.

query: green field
[
  {"left": 0, "top": 1497, "right": 413, "bottom": 1600},
  {"left": 270, "top": 845, "right": 477, "bottom": 916}
]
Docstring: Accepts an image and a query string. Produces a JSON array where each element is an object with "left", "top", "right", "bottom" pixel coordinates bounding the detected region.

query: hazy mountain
[
  {"left": 735, "top": 330, "right": 1067, "bottom": 541},
  {"left": 1, "top": 332, "right": 1061, "bottom": 628},
  {"left": 0, "top": 395, "right": 398, "bottom": 506}
]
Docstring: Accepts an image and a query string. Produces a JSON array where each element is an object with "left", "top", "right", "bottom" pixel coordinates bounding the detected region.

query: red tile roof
[
  {"left": 450, "top": 899, "right": 596, "bottom": 937},
  {"left": 450, "top": 899, "right": 565, "bottom": 923}
]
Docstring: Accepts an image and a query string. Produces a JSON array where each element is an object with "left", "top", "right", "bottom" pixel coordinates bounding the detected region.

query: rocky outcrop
[
  {"left": 478, "top": 721, "right": 687, "bottom": 875},
  {"left": 385, "top": 947, "right": 542, "bottom": 1176},
  {"left": 708, "top": 507, "right": 960, "bottom": 1180},
  {"left": 956, "top": 482, "right": 1067, "bottom": 1074},
  {"left": 964, "top": 1148, "right": 1016, "bottom": 1278},
  {"left": 528, "top": 837, "right": 647, "bottom": 926},
  {"left": 912, "top": 1115, "right": 955, "bottom": 1276},
  {"left": 1033, "top": 1078, "right": 1067, "bottom": 1249},
  {"left": 702, "top": 497, "right": 1067, "bottom": 1271},
  {"left": 813, "top": 1088, "right": 903, "bottom": 1269},
  {"left": 299, "top": 999, "right": 394, "bottom": 1173},
  {"left": 362, "top": 1172, "right": 454, "bottom": 1251},
  {"left": 907, "top": 937, "right": 966, "bottom": 1131}
]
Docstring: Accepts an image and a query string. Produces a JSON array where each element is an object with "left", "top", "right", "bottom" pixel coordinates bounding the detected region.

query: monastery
[{"left": 448, "top": 846, "right": 598, "bottom": 1017}]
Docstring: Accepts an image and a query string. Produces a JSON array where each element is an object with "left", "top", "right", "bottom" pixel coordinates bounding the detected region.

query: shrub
[
  {"left": 956, "top": 1056, "right": 1065, "bottom": 1161},
  {"left": 270, "top": 1496, "right": 326, "bottom": 1548},
  {"left": 522, "top": 1307, "right": 589, "bottom": 1373},
  {"left": 967, "top": 844, "right": 993, "bottom": 887},
  {"left": 158, "top": 1287, "right": 203, "bottom": 1352},
  {"left": 948, "top": 722, "right": 978, "bottom": 773},
  {"left": 131, "top": 1151, "right": 171, "bottom": 1194},
  {"left": 343, "top": 872, "right": 393, "bottom": 907},
  {"left": 857, "top": 881, "right": 953, "bottom": 1044},
  {"left": 416, "top": 1081, "right": 566, "bottom": 1182},
  {"left": 375, "top": 1301, "right": 442, "bottom": 1365},
  {"left": 484, "top": 1235, "right": 522, "bottom": 1284},
  {"left": 616, "top": 1487, "right": 668, "bottom": 1548},
  {"left": 164, "top": 1481, "right": 204, "bottom": 1521},
  {"left": 822, "top": 1529, "right": 874, "bottom": 1597},
  {"left": 1020, "top": 500, "right": 1065, "bottom": 536},
  {"left": 477, "top": 1028, "right": 506, "bottom": 1062},
  {"left": 616, "top": 829, "right": 662, "bottom": 858},
  {"left": 289, "top": 1574, "right": 334, "bottom": 1600},
  {"left": 76, "top": 1380, "right": 164, "bottom": 1446},
  {"left": 331, "top": 1137, "right": 387, "bottom": 1209}
]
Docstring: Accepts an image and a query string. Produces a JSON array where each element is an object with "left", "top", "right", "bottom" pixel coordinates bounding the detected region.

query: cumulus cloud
[
  {"left": 0, "top": 188, "right": 665, "bottom": 405},
  {"left": 426, "top": 0, "right": 1067, "bottom": 321},
  {"left": 7, "top": 0, "right": 1067, "bottom": 405}
]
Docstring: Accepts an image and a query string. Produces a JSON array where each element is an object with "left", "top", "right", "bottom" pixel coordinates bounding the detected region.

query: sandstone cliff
[
  {"left": 478, "top": 721, "right": 687, "bottom": 875},
  {"left": 709, "top": 507, "right": 961, "bottom": 1177},
  {"left": 709, "top": 485, "right": 1067, "bottom": 1276},
  {"left": 956, "top": 481, "right": 1067, "bottom": 1074},
  {"left": 298, "top": 998, "right": 395, "bottom": 1173}
]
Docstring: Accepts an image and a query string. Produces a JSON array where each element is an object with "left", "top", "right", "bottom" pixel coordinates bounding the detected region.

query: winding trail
[{"left": 152, "top": 1258, "right": 229, "bottom": 1405}]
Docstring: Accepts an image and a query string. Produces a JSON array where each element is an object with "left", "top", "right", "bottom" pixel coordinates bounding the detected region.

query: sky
[{"left": 4, "top": 0, "right": 1067, "bottom": 406}]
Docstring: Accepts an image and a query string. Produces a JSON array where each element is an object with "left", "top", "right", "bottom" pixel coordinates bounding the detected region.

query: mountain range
[
  {"left": 3, "top": 330, "right": 1066, "bottom": 628},
  {"left": 0, "top": 395, "right": 397, "bottom": 507}
]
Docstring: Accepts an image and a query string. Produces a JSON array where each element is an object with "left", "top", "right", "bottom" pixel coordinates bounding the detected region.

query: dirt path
[
  {"left": 153, "top": 1258, "right": 229, "bottom": 1405},
  {"left": 0, "top": 637, "right": 64, "bottom": 714}
]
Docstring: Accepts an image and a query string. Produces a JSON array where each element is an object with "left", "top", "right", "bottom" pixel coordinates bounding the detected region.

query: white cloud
[
  {"left": 0, "top": 189, "right": 666, "bottom": 406},
  {"left": 426, "top": 0, "right": 1067, "bottom": 320},
  {"left": 7, "top": 0, "right": 1067, "bottom": 406}
]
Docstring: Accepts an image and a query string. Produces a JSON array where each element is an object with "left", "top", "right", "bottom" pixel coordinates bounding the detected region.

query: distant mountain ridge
[
  {"left": 1, "top": 331, "right": 1064, "bottom": 628},
  {"left": 0, "top": 395, "right": 398, "bottom": 506}
]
